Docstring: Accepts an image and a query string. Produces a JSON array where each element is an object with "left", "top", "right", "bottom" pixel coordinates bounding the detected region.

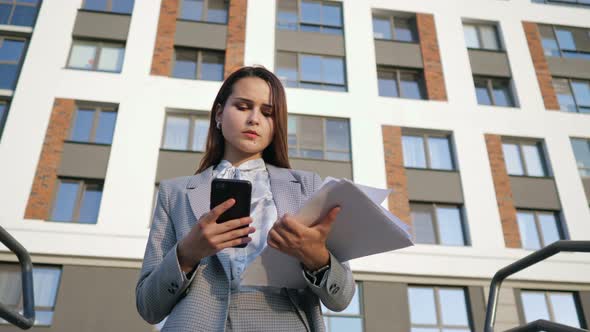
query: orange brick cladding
[
  {"left": 523, "top": 21, "right": 559, "bottom": 110},
  {"left": 224, "top": 0, "right": 248, "bottom": 78},
  {"left": 417, "top": 13, "right": 447, "bottom": 101},
  {"left": 25, "top": 98, "right": 76, "bottom": 220},
  {"left": 150, "top": 0, "right": 179, "bottom": 76},
  {"left": 485, "top": 134, "right": 521, "bottom": 248},
  {"left": 382, "top": 125, "right": 412, "bottom": 228}
]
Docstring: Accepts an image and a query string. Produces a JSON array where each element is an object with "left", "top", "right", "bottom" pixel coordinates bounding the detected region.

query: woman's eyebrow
[{"left": 234, "top": 97, "right": 273, "bottom": 108}]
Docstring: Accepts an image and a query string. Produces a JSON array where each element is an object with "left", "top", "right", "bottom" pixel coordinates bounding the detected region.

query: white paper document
[{"left": 241, "top": 177, "right": 414, "bottom": 289}]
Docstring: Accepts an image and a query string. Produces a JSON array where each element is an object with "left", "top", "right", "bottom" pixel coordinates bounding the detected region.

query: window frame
[
  {"left": 570, "top": 137, "right": 590, "bottom": 177},
  {"left": 408, "top": 285, "right": 474, "bottom": 331},
  {"left": 377, "top": 66, "right": 426, "bottom": 100},
  {"left": 81, "top": 0, "right": 135, "bottom": 14},
  {"left": 516, "top": 209, "right": 566, "bottom": 250},
  {"left": 178, "top": 0, "right": 229, "bottom": 24},
  {"left": 518, "top": 289, "right": 586, "bottom": 328},
  {"left": 161, "top": 112, "right": 210, "bottom": 152},
  {"left": 473, "top": 75, "right": 516, "bottom": 107},
  {"left": 49, "top": 177, "right": 104, "bottom": 224},
  {"left": 322, "top": 281, "right": 364, "bottom": 331},
  {"left": 0, "top": 0, "right": 40, "bottom": 26},
  {"left": 288, "top": 114, "right": 351, "bottom": 162},
  {"left": 0, "top": 36, "right": 27, "bottom": 90},
  {"left": 539, "top": 0, "right": 590, "bottom": 6},
  {"left": 0, "top": 99, "right": 9, "bottom": 139},
  {"left": 502, "top": 139, "right": 549, "bottom": 177},
  {"left": 276, "top": 0, "right": 344, "bottom": 35},
  {"left": 540, "top": 25, "right": 590, "bottom": 58},
  {"left": 276, "top": 51, "right": 347, "bottom": 91},
  {"left": 410, "top": 202, "right": 469, "bottom": 246},
  {"left": 553, "top": 77, "right": 590, "bottom": 114},
  {"left": 402, "top": 132, "right": 456, "bottom": 171},
  {"left": 463, "top": 22, "right": 503, "bottom": 51},
  {"left": 372, "top": 14, "right": 418, "bottom": 43},
  {"left": 171, "top": 47, "right": 225, "bottom": 81},
  {"left": 66, "top": 104, "right": 118, "bottom": 145},
  {"left": 66, "top": 39, "right": 126, "bottom": 73}
]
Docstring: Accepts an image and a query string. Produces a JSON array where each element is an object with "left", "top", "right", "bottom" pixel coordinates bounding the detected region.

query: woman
[{"left": 136, "top": 66, "right": 355, "bottom": 332}]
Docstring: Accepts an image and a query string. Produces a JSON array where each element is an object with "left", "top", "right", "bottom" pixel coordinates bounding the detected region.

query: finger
[
  {"left": 217, "top": 236, "right": 252, "bottom": 250},
  {"left": 268, "top": 228, "right": 288, "bottom": 248},
  {"left": 280, "top": 214, "right": 305, "bottom": 237},
  {"left": 212, "top": 216, "right": 253, "bottom": 235},
  {"left": 213, "top": 226, "right": 256, "bottom": 244},
  {"left": 314, "top": 206, "right": 341, "bottom": 232},
  {"left": 204, "top": 198, "right": 235, "bottom": 224},
  {"left": 274, "top": 224, "right": 298, "bottom": 247},
  {"left": 267, "top": 237, "right": 280, "bottom": 250}
]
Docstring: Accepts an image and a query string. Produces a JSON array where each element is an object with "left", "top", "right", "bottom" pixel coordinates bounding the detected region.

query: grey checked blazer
[{"left": 136, "top": 163, "right": 356, "bottom": 332}]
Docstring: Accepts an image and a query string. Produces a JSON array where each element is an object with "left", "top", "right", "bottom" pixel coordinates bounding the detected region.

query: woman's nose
[{"left": 247, "top": 108, "right": 261, "bottom": 125}]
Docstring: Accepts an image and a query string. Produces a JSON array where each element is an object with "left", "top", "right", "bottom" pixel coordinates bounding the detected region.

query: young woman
[{"left": 136, "top": 66, "right": 355, "bottom": 332}]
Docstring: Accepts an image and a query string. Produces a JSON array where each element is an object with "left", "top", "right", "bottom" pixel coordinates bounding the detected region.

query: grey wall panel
[
  {"left": 175, "top": 21, "right": 227, "bottom": 50},
  {"left": 406, "top": 169, "right": 464, "bottom": 204},
  {"left": 579, "top": 291, "right": 590, "bottom": 329},
  {"left": 468, "top": 286, "right": 486, "bottom": 332},
  {"left": 547, "top": 57, "right": 590, "bottom": 80},
  {"left": 583, "top": 178, "right": 590, "bottom": 204},
  {"left": 363, "top": 281, "right": 410, "bottom": 332},
  {"left": 468, "top": 50, "right": 511, "bottom": 77},
  {"left": 58, "top": 142, "right": 111, "bottom": 179},
  {"left": 509, "top": 176, "right": 561, "bottom": 210},
  {"left": 156, "top": 150, "right": 204, "bottom": 182},
  {"left": 572, "top": 28, "right": 590, "bottom": 53},
  {"left": 290, "top": 158, "right": 353, "bottom": 180},
  {"left": 374, "top": 40, "right": 423, "bottom": 68},
  {"left": 73, "top": 10, "right": 131, "bottom": 41},
  {"left": 275, "top": 30, "right": 345, "bottom": 57}
]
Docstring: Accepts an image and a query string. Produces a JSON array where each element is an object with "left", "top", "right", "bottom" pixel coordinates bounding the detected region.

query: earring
[{"left": 216, "top": 121, "right": 221, "bottom": 130}]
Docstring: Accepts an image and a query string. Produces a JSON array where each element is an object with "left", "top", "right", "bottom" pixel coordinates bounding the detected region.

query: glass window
[
  {"left": 428, "top": 137, "right": 454, "bottom": 170},
  {"left": 288, "top": 114, "right": 351, "bottom": 161},
  {"left": 192, "top": 118, "right": 209, "bottom": 151},
  {"left": 276, "top": 52, "right": 298, "bottom": 88},
  {"left": 502, "top": 141, "right": 547, "bottom": 177},
  {"left": 373, "top": 16, "right": 392, "bottom": 40},
  {"left": 555, "top": 28, "right": 576, "bottom": 50},
  {"left": 411, "top": 204, "right": 436, "bottom": 244},
  {"left": 180, "top": 0, "right": 204, "bottom": 21},
  {"left": 377, "top": 70, "right": 398, "bottom": 97},
  {"left": 402, "top": 134, "right": 454, "bottom": 170},
  {"left": 279, "top": 52, "right": 346, "bottom": 91},
  {"left": 95, "top": 111, "right": 117, "bottom": 144},
  {"left": 162, "top": 114, "right": 209, "bottom": 152},
  {"left": 173, "top": 48, "right": 224, "bottom": 81},
  {"left": 277, "top": 0, "right": 343, "bottom": 34},
  {"left": 207, "top": 0, "right": 228, "bottom": 23},
  {"left": 301, "top": 54, "right": 323, "bottom": 82},
  {"left": 474, "top": 76, "right": 515, "bottom": 107},
  {"left": 463, "top": 23, "right": 501, "bottom": 50},
  {"left": 378, "top": 67, "right": 425, "bottom": 100},
  {"left": 570, "top": 138, "right": 590, "bottom": 177},
  {"left": 539, "top": 25, "right": 560, "bottom": 57},
  {"left": 571, "top": 80, "right": 590, "bottom": 113},
  {"left": 173, "top": 48, "right": 198, "bottom": 79},
  {"left": 67, "top": 40, "right": 125, "bottom": 73},
  {"left": 0, "top": 0, "right": 40, "bottom": 27},
  {"left": 517, "top": 210, "right": 564, "bottom": 250},
  {"left": 0, "top": 264, "right": 61, "bottom": 327},
  {"left": 474, "top": 77, "right": 492, "bottom": 105},
  {"left": 539, "top": 24, "right": 590, "bottom": 58},
  {"left": 553, "top": 78, "right": 577, "bottom": 113},
  {"left": 520, "top": 291, "right": 583, "bottom": 328},
  {"left": 463, "top": 24, "right": 480, "bottom": 49},
  {"left": 0, "top": 101, "right": 7, "bottom": 138},
  {"left": 322, "top": 282, "right": 363, "bottom": 332},
  {"left": 410, "top": 203, "right": 467, "bottom": 246},
  {"left": 402, "top": 136, "right": 426, "bottom": 168},
  {"left": 277, "top": 0, "right": 297, "bottom": 30},
  {"left": 394, "top": 17, "right": 417, "bottom": 42},
  {"left": 502, "top": 143, "right": 524, "bottom": 175},
  {"left": 408, "top": 286, "right": 472, "bottom": 332},
  {"left": 70, "top": 107, "right": 117, "bottom": 144},
  {"left": 521, "top": 143, "right": 546, "bottom": 176},
  {"left": 400, "top": 71, "right": 425, "bottom": 100},
  {"left": 70, "top": 109, "right": 94, "bottom": 142},
  {"left": 50, "top": 179, "right": 104, "bottom": 224},
  {"left": 83, "top": 0, "right": 135, "bottom": 14},
  {"left": 436, "top": 206, "right": 466, "bottom": 246},
  {"left": 0, "top": 37, "right": 26, "bottom": 90},
  {"left": 179, "top": 0, "right": 227, "bottom": 23},
  {"left": 200, "top": 51, "right": 224, "bottom": 81}
]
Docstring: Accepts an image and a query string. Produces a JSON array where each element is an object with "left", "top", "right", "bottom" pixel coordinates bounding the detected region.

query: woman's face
[{"left": 216, "top": 76, "right": 275, "bottom": 161}]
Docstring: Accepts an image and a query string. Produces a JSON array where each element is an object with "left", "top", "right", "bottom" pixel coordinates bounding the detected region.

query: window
[
  {"left": 172, "top": 48, "right": 224, "bottom": 81},
  {"left": 67, "top": 40, "right": 125, "bottom": 73},
  {"left": 0, "top": 264, "right": 62, "bottom": 326},
  {"left": 0, "top": 37, "right": 26, "bottom": 90},
  {"left": 81, "top": 0, "right": 135, "bottom": 14},
  {"left": 502, "top": 141, "right": 548, "bottom": 177},
  {"left": 463, "top": 23, "right": 502, "bottom": 50},
  {"left": 408, "top": 286, "right": 473, "bottom": 332},
  {"left": 520, "top": 291, "right": 584, "bottom": 328},
  {"left": 69, "top": 106, "right": 117, "bottom": 145},
  {"left": 277, "top": 0, "right": 343, "bottom": 35},
  {"left": 474, "top": 76, "right": 515, "bottom": 107},
  {"left": 410, "top": 203, "right": 468, "bottom": 246},
  {"left": 378, "top": 67, "right": 425, "bottom": 99},
  {"left": 516, "top": 210, "right": 565, "bottom": 250},
  {"left": 571, "top": 138, "right": 590, "bottom": 177},
  {"left": 178, "top": 0, "right": 228, "bottom": 24},
  {"left": 50, "top": 178, "right": 103, "bottom": 224},
  {"left": 0, "top": 100, "right": 8, "bottom": 138},
  {"left": 372, "top": 15, "right": 418, "bottom": 42},
  {"left": 534, "top": 0, "right": 590, "bottom": 7},
  {"left": 539, "top": 25, "right": 590, "bottom": 59},
  {"left": 322, "top": 282, "right": 363, "bottom": 331},
  {"left": 553, "top": 78, "right": 590, "bottom": 114},
  {"left": 162, "top": 113, "right": 209, "bottom": 151},
  {"left": 288, "top": 115, "right": 351, "bottom": 161},
  {"left": 276, "top": 52, "right": 347, "bottom": 91},
  {"left": 402, "top": 134, "right": 455, "bottom": 170},
  {"left": 0, "top": 0, "right": 40, "bottom": 27}
]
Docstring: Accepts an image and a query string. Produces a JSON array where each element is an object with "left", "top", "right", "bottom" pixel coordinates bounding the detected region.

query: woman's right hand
[{"left": 177, "top": 198, "right": 255, "bottom": 272}]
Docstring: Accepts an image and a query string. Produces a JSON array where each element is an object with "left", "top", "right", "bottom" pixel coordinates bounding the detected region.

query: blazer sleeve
[
  {"left": 301, "top": 172, "right": 356, "bottom": 312},
  {"left": 135, "top": 180, "right": 198, "bottom": 324}
]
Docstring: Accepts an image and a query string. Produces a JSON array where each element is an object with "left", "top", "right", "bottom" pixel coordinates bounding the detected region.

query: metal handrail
[
  {"left": 504, "top": 319, "right": 588, "bottom": 332},
  {"left": 0, "top": 226, "right": 35, "bottom": 329},
  {"left": 484, "top": 240, "right": 590, "bottom": 332}
]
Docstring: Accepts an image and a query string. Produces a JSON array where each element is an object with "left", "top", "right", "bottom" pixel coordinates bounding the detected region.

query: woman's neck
[{"left": 221, "top": 151, "right": 263, "bottom": 167}]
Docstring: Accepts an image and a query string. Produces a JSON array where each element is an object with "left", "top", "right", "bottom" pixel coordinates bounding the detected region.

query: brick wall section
[
  {"left": 523, "top": 21, "right": 559, "bottom": 110},
  {"left": 485, "top": 134, "right": 521, "bottom": 248},
  {"left": 150, "top": 0, "right": 179, "bottom": 76},
  {"left": 25, "top": 98, "right": 76, "bottom": 220},
  {"left": 382, "top": 125, "right": 412, "bottom": 228},
  {"left": 417, "top": 13, "right": 447, "bottom": 101},
  {"left": 224, "top": 0, "right": 248, "bottom": 78}
]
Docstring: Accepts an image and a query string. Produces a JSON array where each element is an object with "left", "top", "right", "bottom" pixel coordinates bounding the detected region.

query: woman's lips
[{"left": 243, "top": 132, "right": 258, "bottom": 139}]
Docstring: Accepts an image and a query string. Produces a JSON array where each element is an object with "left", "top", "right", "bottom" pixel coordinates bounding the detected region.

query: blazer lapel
[{"left": 266, "top": 163, "right": 302, "bottom": 217}]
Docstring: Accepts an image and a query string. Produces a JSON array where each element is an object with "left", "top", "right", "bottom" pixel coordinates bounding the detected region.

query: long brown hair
[{"left": 195, "top": 65, "right": 291, "bottom": 174}]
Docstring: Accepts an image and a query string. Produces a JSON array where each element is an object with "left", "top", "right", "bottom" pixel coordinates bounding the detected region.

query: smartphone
[{"left": 210, "top": 178, "right": 252, "bottom": 248}]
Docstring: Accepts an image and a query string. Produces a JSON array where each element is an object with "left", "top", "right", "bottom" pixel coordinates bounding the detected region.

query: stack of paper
[{"left": 240, "top": 177, "right": 414, "bottom": 288}]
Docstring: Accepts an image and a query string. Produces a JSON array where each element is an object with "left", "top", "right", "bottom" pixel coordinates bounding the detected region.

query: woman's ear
[{"left": 214, "top": 103, "right": 222, "bottom": 123}]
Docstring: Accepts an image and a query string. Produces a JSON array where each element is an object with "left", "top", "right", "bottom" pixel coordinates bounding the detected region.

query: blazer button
[
  {"left": 168, "top": 288, "right": 175, "bottom": 294},
  {"left": 171, "top": 282, "right": 178, "bottom": 288},
  {"left": 329, "top": 284, "right": 340, "bottom": 295}
]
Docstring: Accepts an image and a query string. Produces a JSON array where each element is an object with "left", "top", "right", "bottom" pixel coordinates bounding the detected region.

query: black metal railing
[
  {"left": 484, "top": 240, "right": 590, "bottom": 332},
  {"left": 0, "top": 225, "right": 35, "bottom": 329}
]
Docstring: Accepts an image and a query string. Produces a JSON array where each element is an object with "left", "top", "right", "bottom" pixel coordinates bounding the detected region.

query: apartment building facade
[{"left": 0, "top": 0, "right": 589, "bottom": 331}]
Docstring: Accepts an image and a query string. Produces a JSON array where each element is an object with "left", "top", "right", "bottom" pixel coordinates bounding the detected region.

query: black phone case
[{"left": 210, "top": 178, "right": 252, "bottom": 248}]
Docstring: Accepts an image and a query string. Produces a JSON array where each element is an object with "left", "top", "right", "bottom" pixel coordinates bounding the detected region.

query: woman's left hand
[{"left": 267, "top": 206, "right": 341, "bottom": 271}]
